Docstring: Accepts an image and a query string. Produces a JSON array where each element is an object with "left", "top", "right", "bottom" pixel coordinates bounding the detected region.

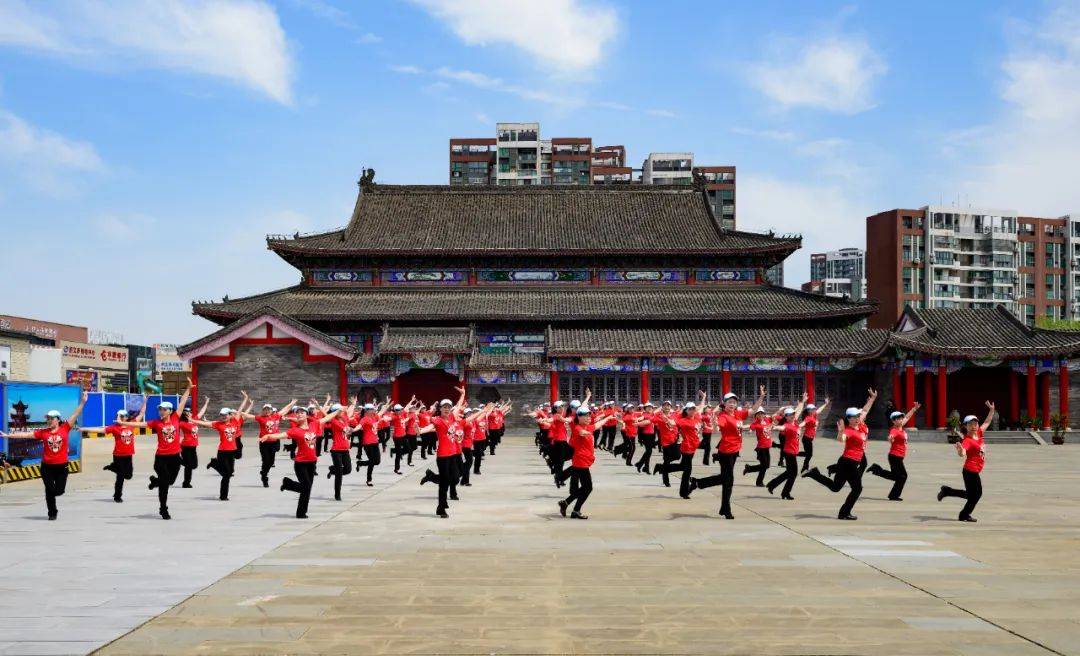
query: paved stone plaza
[{"left": 2, "top": 435, "right": 1078, "bottom": 656}]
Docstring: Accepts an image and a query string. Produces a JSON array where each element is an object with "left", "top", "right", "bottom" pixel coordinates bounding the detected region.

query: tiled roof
[
  {"left": 266, "top": 184, "right": 800, "bottom": 256},
  {"left": 192, "top": 284, "right": 877, "bottom": 323},
  {"left": 467, "top": 349, "right": 550, "bottom": 371},
  {"left": 345, "top": 353, "right": 393, "bottom": 370},
  {"left": 177, "top": 306, "right": 358, "bottom": 359},
  {"left": 379, "top": 326, "right": 473, "bottom": 354},
  {"left": 891, "top": 305, "right": 1080, "bottom": 357},
  {"left": 549, "top": 327, "right": 889, "bottom": 358}
]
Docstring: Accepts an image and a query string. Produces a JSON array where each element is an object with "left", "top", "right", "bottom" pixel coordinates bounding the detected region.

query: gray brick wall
[{"left": 197, "top": 344, "right": 340, "bottom": 412}]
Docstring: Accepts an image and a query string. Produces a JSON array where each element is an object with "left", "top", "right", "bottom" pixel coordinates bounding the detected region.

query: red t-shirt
[
  {"left": 701, "top": 411, "right": 714, "bottom": 433},
  {"left": 419, "top": 411, "right": 432, "bottom": 428},
  {"left": 549, "top": 414, "right": 568, "bottom": 442},
  {"left": 654, "top": 414, "right": 678, "bottom": 447},
  {"left": 888, "top": 426, "right": 908, "bottom": 458},
  {"left": 147, "top": 414, "right": 182, "bottom": 455},
  {"left": 211, "top": 419, "right": 241, "bottom": 452},
  {"left": 962, "top": 430, "right": 985, "bottom": 473},
  {"left": 841, "top": 426, "right": 867, "bottom": 461},
  {"left": 570, "top": 422, "right": 596, "bottom": 468},
  {"left": 462, "top": 419, "right": 475, "bottom": 449},
  {"left": 488, "top": 410, "right": 505, "bottom": 430},
  {"left": 735, "top": 407, "right": 750, "bottom": 422},
  {"left": 179, "top": 420, "right": 200, "bottom": 447},
  {"left": 622, "top": 412, "right": 638, "bottom": 438},
  {"left": 803, "top": 414, "right": 818, "bottom": 439},
  {"left": 391, "top": 413, "right": 407, "bottom": 438},
  {"left": 675, "top": 415, "right": 701, "bottom": 453},
  {"left": 255, "top": 413, "right": 282, "bottom": 437},
  {"left": 407, "top": 411, "right": 420, "bottom": 435},
  {"left": 639, "top": 412, "right": 655, "bottom": 435},
  {"left": 715, "top": 412, "right": 743, "bottom": 454},
  {"left": 750, "top": 418, "right": 772, "bottom": 449},
  {"left": 473, "top": 419, "right": 488, "bottom": 442},
  {"left": 105, "top": 423, "right": 136, "bottom": 457},
  {"left": 431, "top": 416, "right": 460, "bottom": 457},
  {"left": 285, "top": 423, "right": 319, "bottom": 462},
  {"left": 329, "top": 417, "right": 350, "bottom": 451},
  {"left": 34, "top": 422, "right": 72, "bottom": 465},
  {"left": 781, "top": 422, "right": 801, "bottom": 455},
  {"left": 357, "top": 414, "right": 381, "bottom": 445}
]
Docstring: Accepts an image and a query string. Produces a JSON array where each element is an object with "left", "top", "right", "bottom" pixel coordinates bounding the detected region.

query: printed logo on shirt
[
  {"left": 304, "top": 432, "right": 317, "bottom": 450},
  {"left": 224, "top": 426, "right": 237, "bottom": 442},
  {"left": 161, "top": 425, "right": 177, "bottom": 443},
  {"left": 46, "top": 433, "right": 63, "bottom": 453},
  {"left": 265, "top": 420, "right": 279, "bottom": 433},
  {"left": 120, "top": 429, "right": 134, "bottom": 444}
]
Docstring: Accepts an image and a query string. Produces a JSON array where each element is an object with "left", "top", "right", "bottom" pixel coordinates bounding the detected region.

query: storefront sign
[
  {"left": 65, "top": 369, "right": 98, "bottom": 391},
  {"left": 60, "top": 341, "right": 129, "bottom": 370}
]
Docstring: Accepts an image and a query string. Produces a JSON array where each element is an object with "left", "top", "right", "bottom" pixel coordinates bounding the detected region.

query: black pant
[
  {"left": 656, "top": 452, "right": 695, "bottom": 496},
  {"left": 697, "top": 452, "right": 737, "bottom": 513},
  {"left": 941, "top": 469, "right": 982, "bottom": 519},
  {"left": 180, "top": 445, "right": 198, "bottom": 486},
  {"left": 562, "top": 467, "right": 593, "bottom": 512},
  {"left": 392, "top": 438, "right": 408, "bottom": 472},
  {"left": 430, "top": 455, "right": 456, "bottom": 513},
  {"left": 488, "top": 427, "right": 502, "bottom": 455},
  {"left": 330, "top": 450, "right": 351, "bottom": 500},
  {"left": 828, "top": 455, "right": 867, "bottom": 476},
  {"left": 41, "top": 462, "right": 68, "bottom": 516},
  {"left": 870, "top": 453, "right": 908, "bottom": 499},
  {"left": 767, "top": 452, "right": 799, "bottom": 498},
  {"left": 744, "top": 447, "right": 771, "bottom": 486},
  {"left": 282, "top": 461, "right": 316, "bottom": 517},
  {"left": 699, "top": 433, "right": 712, "bottom": 465},
  {"left": 552, "top": 440, "right": 570, "bottom": 485},
  {"left": 635, "top": 434, "right": 656, "bottom": 471},
  {"left": 259, "top": 440, "right": 280, "bottom": 481},
  {"left": 151, "top": 453, "right": 182, "bottom": 512},
  {"left": 461, "top": 447, "right": 473, "bottom": 485},
  {"left": 208, "top": 450, "right": 236, "bottom": 500},
  {"left": 658, "top": 443, "right": 680, "bottom": 486},
  {"left": 602, "top": 424, "right": 617, "bottom": 451},
  {"left": 406, "top": 434, "right": 417, "bottom": 464},
  {"left": 378, "top": 427, "right": 391, "bottom": 451},
  {"left": 807, "top": 457, "right": 863, "bottom": 517},
  {"left": 801, "top": 437, "right": 814, "bottom": 471},
  {"left": 422, "top": 433, "right": 436, "bottom": 457},
  {"left": 109, "top": 455, "right": 133, "bottom": 500},
  {"left": 358, "top": 443, "right": 380, "bottom": 482},
  {"left": 234, "top": 436, "right": 243, "bottom": 460},
  {"left": 472, "top": 440, "right": 484, "bottom": 474}
]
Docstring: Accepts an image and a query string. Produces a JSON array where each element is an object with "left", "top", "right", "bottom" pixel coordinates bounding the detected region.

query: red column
[
  {"left": 721, "top": 370, "right": 732, "bottom": 396},
  {"left": 1027, "top": 363, "right": 1037, "bottom": 422},
  {"left": 936, "top": 365, "right": 947, "bottom": 429},
  {"left": 338, "top": 360, "right": 347, "bottom": 403},
  {"left": 892, "top": 367, "right": 902, "bottom": 409},
  {"left": 391, "top": 377, "right": 399, "bottom": 404},
  {"left": 1040, "top": 373, "right": 1051, "bottom": 429},
  {"left": 804, "top": 369, "right": 815, "bottom": 404},
  {"left": 905, "top": 364, "right": 915, "bottom": 410},
  {"left": 640, "top": 369, "right": 650, "bottom": 404},
  {"left": 549, "top": 371, "right": 559, "bottom": 405},
  {"left": 190, "top": 360, "right": 199, "bottom": 412},
  {"left": 1060, "top": 364, "right": 1070, "bottom": 421},
  {"left": 1009, "top": 368, "right": 1020, "bottom": 423},
  {"left": 923, "top": 372, "right": 934, "bottom": 429}
]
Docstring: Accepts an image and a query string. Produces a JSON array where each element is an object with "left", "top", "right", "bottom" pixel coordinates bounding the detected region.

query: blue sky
[{"left": 1, "top": 0, "right": 1077, "bottom": 345}]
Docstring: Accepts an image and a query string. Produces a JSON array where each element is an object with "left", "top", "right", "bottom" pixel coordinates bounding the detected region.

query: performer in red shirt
[
  {"left": 190, "top": 393, "right": 251, "bottom": 501},
  {"left": 418, "top": 403, "right": 435, "bottom": 459},
  {"left": 177, "top": 396, "right": 210, "bottom": 488},
  {"left": 654, "top": 392, "right": 706, "bottom": 498},
  {"left": 118, "top": 379, "right": 194, "bottom": 519},
  {"left": 389, "top": 399, "right": 417, "bottom": 475},
  {"left": 244, "top": 399, "right": 297, "bottom": 487},
  {"left": 651, "top": 401, "right": 681, "bottom": 487},
  {"left": 692, "top": 391, "right": 749, "bottom": 517},
  {"left": 633, "top": 402, "right": 658, "bottom": 473},
  {"left": 260, "top": 403, "right": 341, "bottom": 518},
  {"left": 868, "top": 402, "right": 920, "bottom": 501},
  {"left": 803, "top": 389, "right": 878, "bottom": 520},
  {"left": 544, "top": 401, "right": 575, "bottom": 488},
  {"left": 350, "top": 399, "right": 391, "bottom": 486},
  {"left": 765, "top": 395, "right": 809, "bottom": 501},
  {"left": 938, "top": 402, "right": 995, "bottom": 522},
  {"left": 324, "top": 399, "right": 356, "bottom": 500},
  {"left": 612, "top": 403, "right": 638, "bottom": 466},
  {"left": 799, "top": 397, "right": 830, "bottom": 473},
  {"left": 558, "top": 405, "right": 618, "bottom": 520},
  {"left": 2, "top": 392, "right": 88, "bottom": 520},
  {"left": 698, "top": 403, "right": 716, "bottom": 467},
  {"left": 487, "top": 402, "right": 508, "bottom": 456},
  {"left": 742, "top": 407, "right": 774, "bottom": 487},
  {"left": 418, "top": 387, "right": 467, "bottom": 518}
]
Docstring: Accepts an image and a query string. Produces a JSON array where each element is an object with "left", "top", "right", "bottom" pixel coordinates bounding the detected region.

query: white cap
[
  {"left": 46, "top": 410, "right": 62, "bottom": 419},
  {"left": 662, "top": 400, "right": 672, "bottom": 406},
  {"left": 439, "top": 398, "right": 453, "bottom": 406},
  {"left": 889, "top": 411, "right": 905, "bottom": 420},
  {"left": 644, "top": 401, "right": 655, "bottom": 408},
  {"left": 682, "top": 401, "right": 696, "bottom": 410},
  {"left": 782, "top": 407, "right": 796, "bottom": 416},
  {"left": 844, "top": 407, "right": 861, "bottom": 418},
  {"left": 963, "top": 415, "right": 978, "bottom": 424},
  {"left": 569, "top": 399, "right": 581, "bottom": 408},
  {"left": 805, "top": 403, "right": 816, "bottom": 411},
  {"left": 330, "top": 403, "right": 343, "bottom": 412},
  {"left": 392, "top": 404, "right": 403, "bottom": 411},
  {"left": 363, "top": 403, "right": 376, "bottom": 411},
  {"left": 722, "top": 392, "right": 738, "bottom": 401},
  {"left": 294, "top": 406, "right": 309, "bottom": 413},
  {"left": 754, "top": 406, "right": 766, "bottom": 415},
  {"left": 220, "top": 408, "right": 232, "bottom": 416},
  {"left": 575, "top": 406, "right": 591, "bottom": 416},
  {"left": 552, "top": 400, "right": 566, "bottom": 407},
  {"left": 262, "top": 403, "right": 273, "bottom": 409},
  {"left": 159, "top": 401, "right": 174, "bottom": 410},
  {"left": 116, "top": 409, "right": 129, "bottom": 417}
]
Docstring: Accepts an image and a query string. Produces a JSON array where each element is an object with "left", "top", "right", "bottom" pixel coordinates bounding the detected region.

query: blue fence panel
[
  {"left": 141, "top": 395, "right": 181, "bottom": 421},
  {"left": 83, "top": 392, "right": 106, "bottom": 428},
  {"left": 103, "top": 393, "right": 128, "bottom": 424}
]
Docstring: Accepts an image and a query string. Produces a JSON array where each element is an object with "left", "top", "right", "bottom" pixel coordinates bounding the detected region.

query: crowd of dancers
[{"left": 1, "top": 379, "right": 992, "bottom": 524}]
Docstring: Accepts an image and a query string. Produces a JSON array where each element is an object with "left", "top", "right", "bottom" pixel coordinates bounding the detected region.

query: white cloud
[
  {"left": 389, "top": 64, "right": 423, "bottom": 74},
  {"left": 287, "top": 0, "right": 354, "bottom": 29},
  {"left": 951, "top": 3, "right": 1080, "bottom": 215},
  {"left": 435, "top": 66, "right": 502, "bottom": 89},
  {"left": 409, "top": 0, "right": 618, "bottom": 74},
  {"left": 0, "top": 110, "right": 104, "bottom": 172},
  {"left": 646, "top": 108, "right": 677, "bottom": 118},
  {"left": 731, "top": 127, "right": 798, "bottom": 142},
  {"left": 748, "top": 35, "right": 886, "bottom": 113},
  {"left": 0, "top": 0, "right": 295, "bottom": 105},
  {"left": 357, "top": 32, "right": 381, "bottom": 44}
]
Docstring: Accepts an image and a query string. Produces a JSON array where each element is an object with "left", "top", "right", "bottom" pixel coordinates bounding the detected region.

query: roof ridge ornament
[{"left": 359, "top": 168, "right": 376, "bottom": 192}]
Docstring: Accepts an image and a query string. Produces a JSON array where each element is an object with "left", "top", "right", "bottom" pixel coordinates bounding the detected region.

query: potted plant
[
  {"left": 945, "top": 415, "right": 961, "bottom": 443},
  {"left": 1050, "top": 413, "right": 1068, "bottom": 445}
]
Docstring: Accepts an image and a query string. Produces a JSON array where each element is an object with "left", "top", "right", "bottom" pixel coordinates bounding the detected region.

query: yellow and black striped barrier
[
  {"left": 82, "top": 427, "right": 154, "bottom": 438},
  {"left": 2, "top": 460, "right": 82, "bottom": 483}
]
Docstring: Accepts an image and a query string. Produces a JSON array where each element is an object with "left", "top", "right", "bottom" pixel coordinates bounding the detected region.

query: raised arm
[
  {"left": 317, "top": 408, "right": 343, "bottom": 426},
  {"left": 66, "top": 391, "right": 89, "bottom": 427},
  {"left": 321, "top": 393, "right": 332, "bottom": 414},
  {"left": 792, "top": 392, "right": 808, "bottom": 427},
  {"left": 278, "top": 399, "right": 298, "bottom": 417},
  {"left": 177, "top": 377, "right": 194, "bottom": 418},
  {"left": 135, "top": 392, "right": 148, "bottom": 422},
  {"left": 197, "top": 396, "right": 210, "bottom": 420},
  {"left": 583, "top": 387, "right": 592, "bottom": 407},
  {"left": 835, "top": 418, "right": 846, "bottom": 443},
  {"left": 902, "top": 401, "right": 921, "bottom": 427},
  {"left": 695, "top": 389, "right": 707, "bottom": 414},
  {"left": 752, "top": 385, "right": 766, "bottom": 411},
  {"left": 453, "top": 386, "right": 467, "bottom": 412},
  {"left": 981, "top": 401, "right": 996, "bottom": 433},
  {"left": 189, "top": 418, "right": 215, "bottom": 429},
  {"left": 859, "top": 388, "right": 878, "bottom": 422},
  {"left": 815, "top": 397, "right": 831, "bottom": 417}
]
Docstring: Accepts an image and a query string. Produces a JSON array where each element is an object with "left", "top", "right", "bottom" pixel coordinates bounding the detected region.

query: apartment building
[
  {"left": 449, "top": 138, "right": 497, "bottom": 185},
  {"left": 641, "top": 152, "right": 693, "bottom": 185},
  {"left": 864, "top": 205, "right": 1080, "bottom": 329},
  {"left": 804, "top": 248, "right": 865, "bottom": 299},
  {"left": 695, "top": 165, "right": 736, "bottom": 231},
  {"left": 592, "top": 145, "right": 632, "bottom": 184}
]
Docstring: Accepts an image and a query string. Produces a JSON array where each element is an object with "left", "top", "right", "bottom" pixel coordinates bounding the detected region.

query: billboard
[
  {"left": 0, "top": 315, "right": 88, "bottom": 344},
  {"left": 1, "top": 382, "right": 83, "bottom": 466},
  {"left": 60, "top": 341, "right": 128, "bottom": 371},
  {"left": 65, "top": 369, "right": 99, "bottom": 391}
]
